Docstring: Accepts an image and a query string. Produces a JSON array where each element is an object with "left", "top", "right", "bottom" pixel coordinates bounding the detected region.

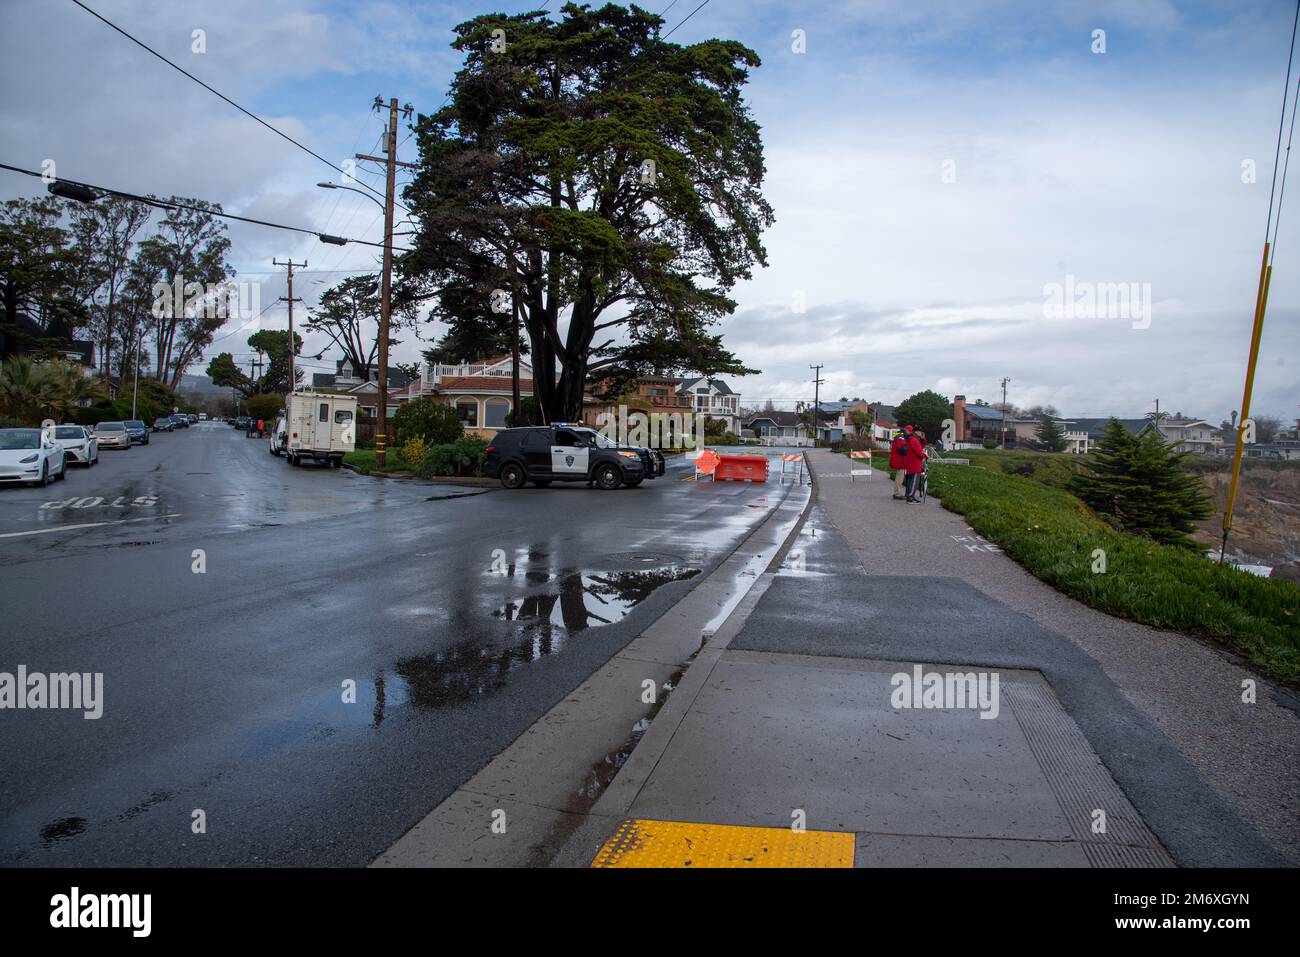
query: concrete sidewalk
[{"left": 554, "top": 451, "right": 1293, "bottom": 867}]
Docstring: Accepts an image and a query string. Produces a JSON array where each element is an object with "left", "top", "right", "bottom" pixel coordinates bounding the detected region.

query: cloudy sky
[{"left": 2, "top": 0, "right": 1298, "bottom": 421}]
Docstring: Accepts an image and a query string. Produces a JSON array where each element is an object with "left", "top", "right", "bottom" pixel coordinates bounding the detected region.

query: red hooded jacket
[
  {"left": 889, "top": 434, "right": 908, "bottom": 470},
  {"left": 905, "top": 434, "right": 927, "bottom": 474}
]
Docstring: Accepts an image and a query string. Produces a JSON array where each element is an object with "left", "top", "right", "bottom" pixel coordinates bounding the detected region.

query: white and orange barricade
[
  {"left": 779, "top": 452, "right": 805, "bottom": 484},
  {"left": 849, "top": 450, "right": 872, "bottom": 482}
]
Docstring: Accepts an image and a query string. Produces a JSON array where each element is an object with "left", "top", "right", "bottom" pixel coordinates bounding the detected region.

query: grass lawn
[
  {"left": 342, "top": 448, "right": 412, "bottom": 475},
  {"left": 842, "top": 448, "right": 1300, "bottom": 682},
  {"left": 931, "top": 463, "right": 1300, "bottom": 682}
]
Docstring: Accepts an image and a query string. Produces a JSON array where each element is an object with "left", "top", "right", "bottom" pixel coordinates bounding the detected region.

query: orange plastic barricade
[{"left": 713, "top": 453, "right": 769, "bottom": 483}]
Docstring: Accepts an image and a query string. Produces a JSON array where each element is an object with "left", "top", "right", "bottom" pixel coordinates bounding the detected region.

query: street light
[{"left": 316, "top": 182, "right": 385, "bottom": 210}]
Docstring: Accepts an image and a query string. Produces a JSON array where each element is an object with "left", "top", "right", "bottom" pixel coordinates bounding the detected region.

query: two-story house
[
  {"left": 1157, "top": 417, "right": 1222, "bottom": 455},
  {"left": 677, "top": 377, "right": 742, "bottom": 434}
]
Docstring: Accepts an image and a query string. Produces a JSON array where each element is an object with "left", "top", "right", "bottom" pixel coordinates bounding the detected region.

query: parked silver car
[
  {"left": 52, "top": 424, "right": 99, "bottom": 466},
  {"left": 93, "top": 421, "right": 132, "bottom": 450}
]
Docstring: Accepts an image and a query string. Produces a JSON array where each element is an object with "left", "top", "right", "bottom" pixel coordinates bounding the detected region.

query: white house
[
  {"left": 1158, "top": 418, "right": 1222, "bottom": 455},
  {"left": 677, "top": 377, "right": 742, "bottom": 434}
]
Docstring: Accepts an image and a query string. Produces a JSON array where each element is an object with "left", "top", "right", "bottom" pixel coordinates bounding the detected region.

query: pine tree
[
  {"left": 1068, "top": 418, "right": 1212, "bottom": 548},
  {"left": 1033, "top": 415, "right": 1068, "bottom": 452}
]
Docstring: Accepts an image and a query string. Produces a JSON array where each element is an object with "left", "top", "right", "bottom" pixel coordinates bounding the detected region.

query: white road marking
[{"left": 0, "top": 514, "right": 182, "bottom": 540}]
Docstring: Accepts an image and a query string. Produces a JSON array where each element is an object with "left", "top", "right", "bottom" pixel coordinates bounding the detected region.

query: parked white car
[
  {"left": 52, "top": 424, "right": 99, "bottom": 467},
  {"left": 269, "top": 416, "right": 286, "bottom": 456},
  {"left": 0, "top": 428, "right": 68, "bottom": 487}
]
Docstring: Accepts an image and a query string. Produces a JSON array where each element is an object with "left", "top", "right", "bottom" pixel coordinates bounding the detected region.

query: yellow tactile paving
[{"left": 591, "top": 819, "right": 855, "bottom": 868}]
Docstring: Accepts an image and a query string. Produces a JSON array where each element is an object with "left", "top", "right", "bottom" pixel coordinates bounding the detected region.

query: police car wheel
[
  {"left": 500, "top": 463, "right": 526, "bottom": 489},
  {"left": 594, "top": 464, "right": 622, "bottom": 490}
]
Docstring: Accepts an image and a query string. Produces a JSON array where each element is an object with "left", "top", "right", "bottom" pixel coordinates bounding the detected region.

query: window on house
[
  {"left": 456, "top": 398, "right": 478, "bottom": 427},
  {"left": 484, "top": 398, "right": 509, "bottom": 428}
]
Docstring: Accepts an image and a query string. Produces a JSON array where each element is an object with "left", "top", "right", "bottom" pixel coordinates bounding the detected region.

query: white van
[{"left": 284, "top": 392, "right": 357, "bottom": 468}]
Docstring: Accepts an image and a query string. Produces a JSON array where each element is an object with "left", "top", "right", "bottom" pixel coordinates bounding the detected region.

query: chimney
[{"left": 953, "top": 395, "right": 966, "bottom": 442}]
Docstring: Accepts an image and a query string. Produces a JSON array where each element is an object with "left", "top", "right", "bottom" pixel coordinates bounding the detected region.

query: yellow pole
[{"left": 1221, "top": 242, "right": 1273, "bottom": 563}]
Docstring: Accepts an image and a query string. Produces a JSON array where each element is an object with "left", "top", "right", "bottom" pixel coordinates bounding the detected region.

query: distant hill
[{"left": 178, "top": 373, "right": 224, "bottom": 396}]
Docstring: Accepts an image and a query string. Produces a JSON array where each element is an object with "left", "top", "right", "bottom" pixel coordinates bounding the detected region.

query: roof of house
[
  {"left": 678, "top": 376, "right": 736, "bottom": 396},
  {"left": 963, "top": 404, "right": 1006, "bottom": 420},
  {"left": 311, "top": 373, "right": 336, "bottom": 388},
  {"left": 746, "top": 411, "right": 806, "bottom": 428},
  {"left": 1069, "top": 417, "right": 1154, "bottom": 436}
]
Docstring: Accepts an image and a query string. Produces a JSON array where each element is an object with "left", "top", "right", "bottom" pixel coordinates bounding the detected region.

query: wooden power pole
[
  {"left": 356, "top": 97, "right": 416, "bottom": 467},
  {"left": 274, "top": 257, "right": 306, "bottom": 393}
]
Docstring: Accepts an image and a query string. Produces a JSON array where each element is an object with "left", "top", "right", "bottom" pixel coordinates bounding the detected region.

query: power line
[
  {"left": 1263, "top": 0, "right": 1300, "bottom": 251},
  {"left": 0, "top": 161, "right": 412, "bottom": 252},
  {"left": 66, "top": 0, "right": 405, "bottom": 214},
  {"left": 663, "top": 0, "right": 711, "bottom": 39}
]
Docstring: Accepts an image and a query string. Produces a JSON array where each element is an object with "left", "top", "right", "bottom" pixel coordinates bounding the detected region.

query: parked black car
[
  {"left": 169, "top": 415, "right": 188, "bottom": 429},
  {"left": 234, "top": 416, "right": 252, "bottom": 431},
  {"left": 152, "top": 417, "right": 174, "bottom": 432},
  {"left": 483, "top": 424, "right": 665, "bottom": 490},
  {"left": 123, "top": 419, "right": 150, "bottom": 444}
]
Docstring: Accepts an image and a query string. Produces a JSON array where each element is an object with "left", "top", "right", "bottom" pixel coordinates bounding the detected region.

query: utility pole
[
  {"left": 1000, "top": 376, "right": 1011, "bottom": 448},
  {"left": 274, "top": 258, "right": 306, "bottom": 394},
  {"left": 356, "top": 97, "right": 416, "bottom": 467},
  {"left": 810, "top": 364, "right": 824, "bottom": 447}
]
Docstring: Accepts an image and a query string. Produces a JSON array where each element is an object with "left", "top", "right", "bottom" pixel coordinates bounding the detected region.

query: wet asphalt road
[{"left": 0, "top": 424, "right": 786, "bottom": 865}]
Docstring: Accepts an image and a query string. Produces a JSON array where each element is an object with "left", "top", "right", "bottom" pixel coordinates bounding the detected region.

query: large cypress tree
[
  {"left": 1069, "top": 418, "right": 1212, "bottom": 548},
  {"left": 402, "top": 3, "right": 771, "bottom": 422}
]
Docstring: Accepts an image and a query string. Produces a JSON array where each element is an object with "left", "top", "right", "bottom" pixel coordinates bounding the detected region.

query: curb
[
  {"left": 549, "top": 475, "right": 818, "bottom": 867},
  {"left": 340, "top": 461, "right": 496, "bottom": 485}
]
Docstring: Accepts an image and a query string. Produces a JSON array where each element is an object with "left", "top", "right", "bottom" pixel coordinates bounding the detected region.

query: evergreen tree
[
  {"left": 1033, "top": 414, "right": 1068, "bottom": 452},
  {"left": 894, "top": 390, "right": 952, "bottom": 443},
  {"left": 1068, "top": 418, "right": 1212, "bottom": 548}
]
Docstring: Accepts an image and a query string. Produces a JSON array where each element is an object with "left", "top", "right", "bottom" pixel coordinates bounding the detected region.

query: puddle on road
[
  {"left": 373, "top": 562, "right": 699, "bottom": 717},
  {"left": 39, "top": 816, "right": 87, "bottom": 846},
  {"left": 491, "top": 567, "right": 700, "bottom": 635}
]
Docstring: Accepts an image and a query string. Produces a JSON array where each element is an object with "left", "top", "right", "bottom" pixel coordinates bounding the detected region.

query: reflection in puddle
[
  {"left": 492, "top": 567, "right": 700, "bottom": 635},
  {"left": 387, "top": 566, "right": 699, "bottom": 714}
]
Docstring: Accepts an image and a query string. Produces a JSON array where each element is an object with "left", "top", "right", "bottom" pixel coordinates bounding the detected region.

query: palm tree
[{"left": 0, "top": 356, "right": 103, "bottom": 424}]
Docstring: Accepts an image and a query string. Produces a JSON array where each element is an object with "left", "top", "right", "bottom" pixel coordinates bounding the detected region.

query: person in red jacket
[
  {"left": 905, "top": 429, "right": 928, "bottom": 502},
  {"left": 889, "top": 427, "right": 911, "bottom": 499}
]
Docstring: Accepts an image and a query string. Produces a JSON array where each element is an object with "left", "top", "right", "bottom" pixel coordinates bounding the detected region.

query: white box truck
[{"left": 284, "top": 392, "right": 357, "bottom": 468}]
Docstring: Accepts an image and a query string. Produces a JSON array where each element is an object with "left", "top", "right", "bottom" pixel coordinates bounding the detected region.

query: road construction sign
[{"left": 849, "top": 450, "right": 872, "bottom": 481}]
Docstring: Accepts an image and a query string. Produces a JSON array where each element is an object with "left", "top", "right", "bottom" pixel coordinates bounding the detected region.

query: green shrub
[
  {"left": 394, "top": 397, "right": 463, "bottom": 446},
  {"left": 416, "top": 436, "right": 488, "bottom": 478},
  {"left": 402, "top": 434, "right": 430, "bottom": 468},
  {"left": 242, "top": 393, "right": 284, "bottom": 424}
]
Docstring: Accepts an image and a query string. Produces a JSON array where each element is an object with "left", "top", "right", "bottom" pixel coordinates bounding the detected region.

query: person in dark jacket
[
  {"left": 905, "top": 429, "right": 928, "bottom": 502},
  {"left": 889, "top": 427, "right": 911, "bottom": 499}
]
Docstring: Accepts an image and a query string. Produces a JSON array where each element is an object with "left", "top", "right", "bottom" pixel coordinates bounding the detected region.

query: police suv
[{"left": 483, "top": 424, "right": 666, "bottom": 490}]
